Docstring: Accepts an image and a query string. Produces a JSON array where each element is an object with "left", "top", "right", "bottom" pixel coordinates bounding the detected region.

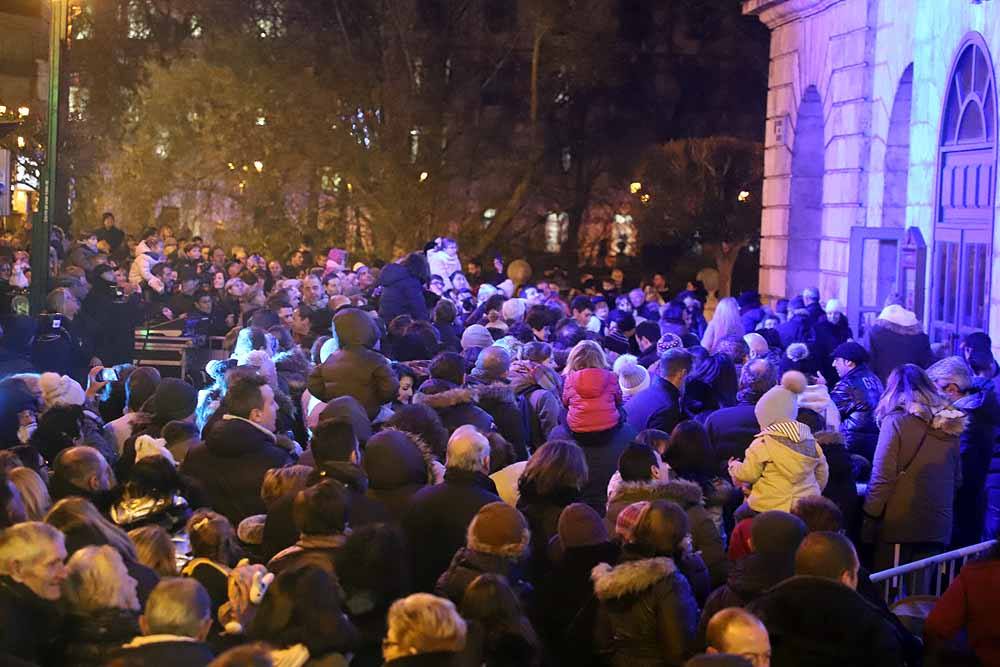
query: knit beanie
[
  {"left": 750, "top": 510, "right": 807, "bottom": 558},
  {"left": 467, "top": 501, "right": 530, "bottom": 558},
  {"left": 824, "top": 298, "right": 844, "bottom": 315},
  {"left": 558, "top": 503, "right": 609, "bottom": 549},
  {"left": 615, "top": 500, "right": 653, "bottom": 545},
  {"left": 618, "top": 362, "right": 650, "bottom": 399},
  {"left": 39, "top": 373, "right": 86, "bottom": 409},
  {"left": 657, "top": 333, "right": 683, "bottom": 356},
  {"left": 743, "top": 332, "right": 768, "bottom": 358},
  {"left": 461, "top": 324, "right": 494, "bottom": 351},
  {"left": 148, "top": 378, "right": 198, "bottom": 422},
  {"left": 830, "top": 341, "right": 868, "bottom": 364},
  {"left": 126, "top": 367, "right": 161, "bottom": 412},
  {"left": 754, "top": 371, "right": 807, "bottom": 429},
  {"left": 501, "top": 298, "right": 527, "bottom": 323}
]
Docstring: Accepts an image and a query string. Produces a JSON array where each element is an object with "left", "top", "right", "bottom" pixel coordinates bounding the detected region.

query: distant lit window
[
  {"left": 68, "top": 86, "right": 89, "bottom": 121},
  {"left": 410, "top": 128, "right": 421, "bottom": 163},
  {"left": 561, "top": 146, "right": 572, "bottom": 173},
  {"left": 127, "top": 0, "right": 151, "bottom": 39},
  {"left": 545, "top": 212, "right": 569, "bottom": 253},
  {"left": 482, "top": 208, "right": 497, "bottom": 228},
  {"left": 484, "top": 0, "right": 517, "bottom": 33},
  {"left": 413, "top": 58, "right": 424, "bottom": 91},
  {"left": 609, "top": 214, "right": 638, "bottom": 257},
  {"left": 190, "top": 15, "right": 203, "bottom": 38}
]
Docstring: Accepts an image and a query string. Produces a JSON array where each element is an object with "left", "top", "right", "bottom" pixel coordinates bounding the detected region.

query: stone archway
[
  {"left": 786, "top": 85, "right": 824, "bottom": 297},
  {"left": 883, "top": 65, "right": 913, "bottom": 228}
]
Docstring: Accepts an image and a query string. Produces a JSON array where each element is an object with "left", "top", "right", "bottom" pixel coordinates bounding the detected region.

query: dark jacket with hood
[
  {"left": 402, "top": 467, "right": 501, "bottom": 593},
  {"left": 508, "top": 360, "right": 564, "bottom": 452},
  {"left": 863, "top": 405, "right": 965, "bottom": 545},
  {"left": 379, "top": 256, "right": 430, "bottom": 322},
  {"left": 413, "top": 379, "right": 495, "bottom": 436},
  {"left": 467, "top": 377, "right": 529, "bottom": 460},
  {"left": 0, "top": 576, "right": 63, "bottom": 666},
  {"left": 604, "top": 479, "right": 728, "bottom": 589},
  {"left": 777, "top": 313, "right": 814, "bottom": 350},
  {"left": 362, "top": 428, "right": 438, "bottom": 523},
  {"left": 435, "top": 547, "right": 530, "bottom": 606},
  {"left": 307, "top": 308, "right": 399, "bottom": 419},
  {"left": 59, "top": 607, "right": 141, "bottom": 667},
  {"left": 591, "top": 555, "right": 698, "bottom": 667},
  {"left": 181, "top": 415, "right": 293, "bottom": 526},
  {"left": 829, "top": 364, "right": 884, "bottom": 460},
  {"left": 747, "top": 576, "right": 905, "bottom": 667},
  {"left": 952, "top": 378, "right": 1000, "bottom": 546},
  {"left": 866, "top": 318, "right": 934, "bottom": 385},
  {"left": 550, "top": 421, "right": 637, "bottom": 513}
]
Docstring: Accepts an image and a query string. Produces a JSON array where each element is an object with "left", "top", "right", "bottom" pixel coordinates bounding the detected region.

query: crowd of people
[{"left": 0, "top": 219, "right": 996, "bottom": 666}]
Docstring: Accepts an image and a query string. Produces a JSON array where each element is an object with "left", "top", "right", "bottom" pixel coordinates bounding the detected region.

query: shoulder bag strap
[{"left": 898, "top": 416, "right": 931, "bottom": 476}]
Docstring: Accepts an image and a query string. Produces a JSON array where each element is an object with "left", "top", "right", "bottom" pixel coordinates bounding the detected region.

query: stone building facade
[{"left": 745, "top": 0, "right": 1000, "bottom": 348}]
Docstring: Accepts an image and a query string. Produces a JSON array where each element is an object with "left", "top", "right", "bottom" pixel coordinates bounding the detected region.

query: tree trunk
[{"left": 710, "top": 241, "right": 745, "bottom": 298}]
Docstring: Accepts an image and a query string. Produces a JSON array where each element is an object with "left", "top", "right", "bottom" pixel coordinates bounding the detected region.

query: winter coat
[
  {"left": 829, "top": 365, "right": 884, "bottom": 460},
  {"left": 818, "top": 438, "right": 863, "bottom": 534},
  {"left": 434, "top": 547, "right": 528, "bottom": 605},
  {"left": 129, "top": 249, "right": 160, "bottom": 286},
  {"left": 984, "top": 395, "right": 1000, "bottom": 541},
  {"left": 550, "top": 421, "right": 638, "bottom": 513},
  {"left": 747, "top": 576, "right": 905, "bottom": 667},
  {"left": 457, "top": 620, "right": 540, "bottom": 667},
  {"left": 952, "top": 379, "right": 1000, "bottom": 547},
  {"left": 181, "top": 415, "right": 293, "bottom": 526},
  {"left": 268, "top": 533, "right": 347, "bottom": 576},
  {"left": 704, "top": 403, "right": 759, "bottom": 476},
  {"left": 591, "top": 556, "right": 698, "bottom": 667},
  {"left": 435, "top": 321, "right": 463, "bottom": 353},
  {"left": 113, "top": 637, "right": 216, "bottom": 667},
  {"left": 509, "top": 360, "right": 564, "bottom": 451},
  {"left": 697, "top": 552, "right": 795, "bottom": 645},
  {"left": 66, "top": 242, "right": 99, "bottom": 273},
  {"left": 0, "top": 576, "right": 63, "bottom": 665},
  {"left": 379, "top": 259, "right": 429, "bottom": 322},
  {"left": 59, "top": 606, "right": 141, "bottom": 667},
  {"left": 516, "top": 479, "right": 580, "bottom": 578},
  {"left": 413, "top": 379, "right": 495, "bottom": 436},
  {"left": 564, "top": 368, "right": 623, "bottom": 433},
  {"left": 728, "top": 422, "right": 829, "bottom": 513},
  {"left": 472, "top": 381, "right": 529, "bottom": 461},
  {"left": 402, "top": 468, "right": 501, "bottom": 593},
  {"left": 625, "top": 376, "right": 685, "bottom": 434},
  {"left": 363, "top": 428, "right": 438, "bottom": 523},
  {"left": 925, "top": 557, "right": 1000, "bottom": 667},
  {"left": 866, "top": 319, "right": 934, "bottom": 385},
  {"left": 604, "top": 480, "right": 728, "bottom": 589},
  {"left": 777, "top": 314, "right": 813, "bottom": 350},
  {"left": 427, "top": 249, "right": 463, "bottom": 290},
  {"left": 274, "top": 348, "right": 312, "bottom": 398},
  {"left": 307, "top": 309, "right": 398, "bottom": 420},
  {"left": 863, "top": 406, "right": 964, "bottom": 545}
]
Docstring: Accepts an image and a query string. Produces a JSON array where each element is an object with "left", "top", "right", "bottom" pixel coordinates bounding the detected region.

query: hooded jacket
[
  {"left": 379, "top": 258, "right": 430, "bottom": 322},
  {"left": 181, "top": 416, "right": 292, "bottom": 525},
  {"left": 604, "top": 479, "right": 728, "bottom": 588},
  {"left": 413, "top": 379, "right": 495, "bottom": 436},
  {"left": 470, "top": 380, "right": 529, "bottom": 461},
  {"left": 829, "top": 365, "right": 884, "bottom": 460},
  {"left": 564, "top": 368, "right": 623, "bottom": 433},
  {"left": 591, "top": 556, "right": 698, "bottom": 667},
  {"left": 863, "top": 405, "right": 965, "bottom": 545},
  {"left": 363, "top": 428, "right": 438, "bottom": 522},
  {"left": 728, "top": 422, "right": 829, "bottom": 513},
  {"left": 866, "top": 318, "right": 934, "bottom": 385},
  {"left": 434, "top": 547, "right": 529, "bottom": 606},
  {"left": 508, "top": 360, "right": 564, "bottom": 451},
  {"left": 550, "top": 421, "right": 638, "bottom": 513},
  {"left": 952, "top": 378, "right": 1000, "bottom": 547},
  {"left": 307, "top": 309, "right": 398, "bottom": 419},
  {"left": 59, "top": 606, "right": 142, "bottom": 667}
]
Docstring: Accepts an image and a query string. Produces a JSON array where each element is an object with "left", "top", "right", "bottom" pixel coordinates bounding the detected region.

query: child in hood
[
  {"left": 728, "top": 371, "right": 829, "bottom": 513},
  {"left": 562, "top": 341, "right": 622, "bottom": 433}
]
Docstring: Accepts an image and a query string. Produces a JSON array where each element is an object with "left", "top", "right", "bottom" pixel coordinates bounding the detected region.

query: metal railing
[{"left": 870, "top": 540, "right": 997, "bottom": 604}]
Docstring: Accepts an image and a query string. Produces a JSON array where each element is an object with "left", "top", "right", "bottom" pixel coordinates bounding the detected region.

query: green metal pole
[{"left": 31, "top": 0, "right": 67, "bottom": 314}]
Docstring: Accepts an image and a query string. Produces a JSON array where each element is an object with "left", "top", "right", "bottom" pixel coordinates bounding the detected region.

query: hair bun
[{"left": 781, "top": 370, "right": 808, "bottom": 394}]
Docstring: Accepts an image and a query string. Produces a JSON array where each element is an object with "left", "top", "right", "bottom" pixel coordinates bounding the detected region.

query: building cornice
[{"left": 742, "top": 0, "right": 847, "bottom": 29}]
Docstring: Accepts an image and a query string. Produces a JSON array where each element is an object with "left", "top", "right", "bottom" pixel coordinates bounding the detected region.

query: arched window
[{"left": 930, "top": 34, "right": 997, "bottom": 347}]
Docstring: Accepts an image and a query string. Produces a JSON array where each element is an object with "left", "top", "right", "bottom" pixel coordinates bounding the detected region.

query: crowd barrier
[{"left": 870, "top": 540, "right": 997, "bottom": 604}]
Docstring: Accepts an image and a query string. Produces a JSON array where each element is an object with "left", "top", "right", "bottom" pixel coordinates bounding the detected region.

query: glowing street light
[
  {"left": 738, "top": 190, "right": 751, "bottom": 202},
  {"left": 0, "top": 106, "right": 6, "bottom": 114},
  {"left": 16, "top": 136, "right": 25, "bottom": 149},
  {"left": 253, "top": 160, "right": 264, "bottom": 173},
  {"left": 629, "top": 181, "right": 642, "bottom": 194},
  {"left": 17, "top": 106, "right": 29, "bottom": 118},
  {"left": 419, "top": 171, "right": 429, "bottom": 182},
  {"left": 640, "top": 193, "right": 651, "bottom": 204}
]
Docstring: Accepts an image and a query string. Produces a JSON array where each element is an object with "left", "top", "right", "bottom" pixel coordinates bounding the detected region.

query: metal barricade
[{"left": 870, "top": 540, "right": 996, "bottom": 604}]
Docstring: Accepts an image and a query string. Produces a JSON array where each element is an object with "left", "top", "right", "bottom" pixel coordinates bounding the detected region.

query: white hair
[
  {"left": 0, "top": 522, "right": 63, "bottom": 575},
  {"left": 144, "top": 578, "right": 211, "bottom": 637},
  {"left": 446, "top": 425, "right": 490, "bottom": 472},
  {"left": 64, "top": 545, "right": 139, "bottom": 612}
]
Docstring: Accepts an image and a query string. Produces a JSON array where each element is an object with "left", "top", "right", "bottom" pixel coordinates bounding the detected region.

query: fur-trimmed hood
[
  {"left": 871, "top": 318, "right": 925, "bottom": 337},
  {"left": 607, "top": 478, "right": 705, "bottom": 510},
  {"left": 363, "top": 426, "right": 439, "bottom": 488},
  {"left": 413, "top": 380, "right": 479, "bottom": 409},
  {"left": 892, "top": 403, "right": 968, "bottom": 436},
  {"left": 591, "top": 556, "right": 676, "bottom": 600}
]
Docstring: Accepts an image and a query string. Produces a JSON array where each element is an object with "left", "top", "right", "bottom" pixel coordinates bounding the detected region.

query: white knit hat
[
  {"left": 878, "top": 304, "right": 919, "bottom": 328},
  {"left": 754, "top": 371, "right": 807, "bottom": 428},
  {"left": 824, "top": 298, "right": 844, "bottom": 315},
  {"left": 618, "top": 362, "right": 650, "bottom": 399},
  {"left": 39, "top": 373, "right": 86, "bottom": 409}
]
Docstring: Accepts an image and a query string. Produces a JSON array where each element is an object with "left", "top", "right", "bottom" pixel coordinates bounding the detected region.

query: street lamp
[
  {"left": 17, "top": 106, "right": 29, "bottom": 118},
  {"left": 31, "top": 0, "right": 68, "bottom": 314}
]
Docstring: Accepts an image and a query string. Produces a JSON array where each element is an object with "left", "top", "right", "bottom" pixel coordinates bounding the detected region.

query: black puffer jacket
[
  {"left": 829, "top": 364, "right": 884, "bottom": 460},
  {"left": 434, "top": 547, "right": 528, "bottom": 605},
  {"left": 747, "top": 576, "right": 905, "bottom": 667},
  {"left": 363, "top": 428, "right": 438, "bottom": 523},
  {"left": 470, "top": 380, "right": 529, "bottom": 460},
  {"left": 379, "top": 257, "right": 429, "bottom": 322},
  {"left": 413, "top": 379, "right": 495, "bottom": 436},
  {"left": 307, "top": 308, "right": 398, "bottom": 419},
  {"left": 0, "top": 576, "right": 63, "bottom": 665},
  {"left": 591, "top": 556, "right": 698, "bottom": 667},
  {"left": 60, "top": 607, "right": 141, "bottom": 667}
]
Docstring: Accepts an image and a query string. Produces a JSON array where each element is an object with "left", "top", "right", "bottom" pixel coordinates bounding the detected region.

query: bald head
[
  {"left": 794, "top": 531, "right": 859, "bottom": 590},
  {"left": 141, "top": 578, "right": 212, "bottom": 640},
  {"left": 54, "top": 446, "right": 113, "bottom": 493},
  {"left": 446, "top": 425, "right": 490, "bottom": 473},
  {"left": 706, "top": 607, "right": 771, "bottom": 664}
]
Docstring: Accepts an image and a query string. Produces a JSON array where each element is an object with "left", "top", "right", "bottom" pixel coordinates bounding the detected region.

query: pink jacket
[{"left": 563, "top": 368, "right": 622, "bottom": 433}]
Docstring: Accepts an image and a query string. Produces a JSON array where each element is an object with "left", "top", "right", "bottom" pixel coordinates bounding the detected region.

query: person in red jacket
[
  {"left": 924, "top": 537, "right": 1000, "bottom": 666},
  {"left": 563, "top": 340, "right": 623, "bottom": 433}
]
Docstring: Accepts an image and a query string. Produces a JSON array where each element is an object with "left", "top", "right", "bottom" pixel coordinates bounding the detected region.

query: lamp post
[{"left": 30, "top": 0, "right": 68, "bottom": 314}]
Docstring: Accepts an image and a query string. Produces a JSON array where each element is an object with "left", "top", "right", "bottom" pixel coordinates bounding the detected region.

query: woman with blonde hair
[
  {"left": 383, "top": 593, "right": 467, "bottom": 664},
  {"left": 59, "top": 545, "right": 141, "bottom": 667},
  {"left": 9, "top": 466, "right": 50, "bottom": 520},
  {"left": 182, "top": 509, "right": 243, "bottom": 618},
  {"left": 700, "top": 296, "right": 744, "bottom": 354},
  {"left": 128, "top": 524, "right": 177, "bottom": 577},
  {"left": 864, "top": 364, "right": 965, "bottom": 572}
]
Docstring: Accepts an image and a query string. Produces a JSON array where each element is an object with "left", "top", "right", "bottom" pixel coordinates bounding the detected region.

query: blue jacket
[
  {"left": 625, "top": 376, "right": 685, "bottom": 434},
  {"left": 378, "top": 260, "right": 429, "bottom": 322}
]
